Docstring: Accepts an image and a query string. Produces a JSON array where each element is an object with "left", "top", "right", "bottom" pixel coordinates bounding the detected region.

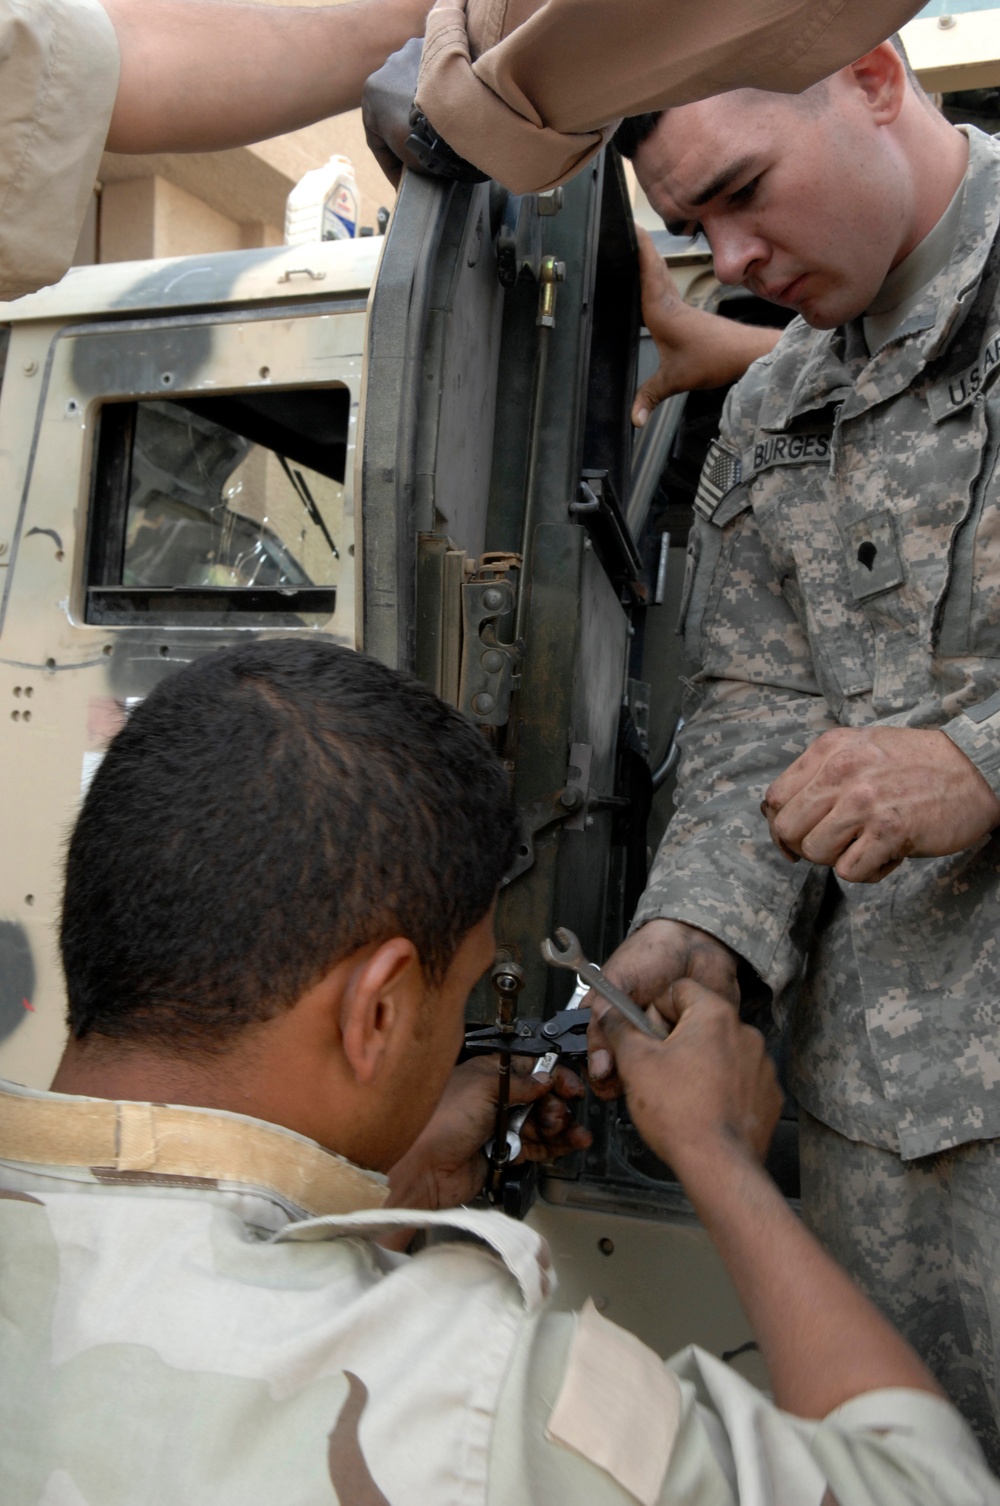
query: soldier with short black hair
[
  {"left": 600, "top": 36, "right": 1000, "bottom": 1468},
  {"left": 1, "top": 639, "right": 996, "bottom": 1503}
]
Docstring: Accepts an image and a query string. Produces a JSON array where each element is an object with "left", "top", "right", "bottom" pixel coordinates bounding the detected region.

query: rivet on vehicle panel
[
  {"left": 22, "top": 710, "right": 30, "bottom": 722},
  {"left": 22, "top": 360, "right": 37, "bottom": 376},
  {"left": 938, "top": 13, "right": 956, "bottom": 27},
  {"left": 10, "top": 710, "right": 19, "bottom": 720},
  {"left": 24, "top": 895, "right": 33, "bottom": 906},
  {"left": 259, "top": 366, "right": 270, "bottom": 379},
  {"left": 598, "top": 1238, "right": 614, "bottom": 1256},
  {"left": 12, "top": 685, "right": 20, "bottom": 696},
  {"left": 480, "top": 649, "right": 504, "bottom": 673},
  {"left": 471, "top": 692, "right": 495, "bottom": 715},
  {"left": 65, "top": 399, "right": 79, "bottom": 416},
  {"left": 103, "top": 644, "right": 112, "bottom": 656},
  {"left": 161, "top": 373, "right": 173, "bottom": 387},
  {"left": 159, "top": 645, "right": 170, "bottom": 657},
  {"left": 23, "top": 687, "right": 32, "bottom": 698},
  {"left": 44, "top": 657, "right": 56, "bottom": 670},
  {"left": 55, "top": 550, "right": 64, "bottom": 562},
  {"left": 482, "top": 587, "right": 504, "bottom": 611}
]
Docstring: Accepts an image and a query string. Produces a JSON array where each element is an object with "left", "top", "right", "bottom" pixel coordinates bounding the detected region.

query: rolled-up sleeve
[
  {"left": 0, "top": 0, "right": 120, "bottom": 301},
  {"left": 416, "top": 0, "right": 927, "bottom": 194}
]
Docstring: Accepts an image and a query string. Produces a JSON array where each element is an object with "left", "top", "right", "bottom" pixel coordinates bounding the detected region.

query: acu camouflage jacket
[{"left": 635, "top": 127, "right": 1000, "bottom": 1160}]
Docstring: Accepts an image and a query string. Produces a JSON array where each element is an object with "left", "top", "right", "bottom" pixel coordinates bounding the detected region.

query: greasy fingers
[
  {"left": 763, "top": 726, "right": 1000, "bottom": 881},
  {"left": 587, "top": 921, "right": 739, "bottom": 1095},
  {"left": 597, "top": 980, "right": 781, "bottom": 1169}
]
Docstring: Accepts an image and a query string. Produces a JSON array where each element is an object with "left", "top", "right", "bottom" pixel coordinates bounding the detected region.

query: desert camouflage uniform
[
  {"left": 415, "top": 0, "right": 925, "bottom": 194},
  {"left": 1, "top": 1079, "right": 995, "bottom": 1506},
  {"left": 632, "top": 125, "right": 1000, "bottom": 1459},
  {"left": 0, "top": 0, "right": 119, "bottom": 301}
]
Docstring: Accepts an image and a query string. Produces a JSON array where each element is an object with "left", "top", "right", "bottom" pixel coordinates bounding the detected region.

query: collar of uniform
[
  {"left": 757, "top": 127, "right": 1000, "bottom": 433},
  {"left": 0, "top": 1077, "right": 388, "bottom": 1217}
]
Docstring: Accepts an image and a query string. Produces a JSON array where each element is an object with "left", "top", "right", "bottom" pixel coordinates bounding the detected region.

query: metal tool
[
  {"left": 540, "top": 927, "right": 668, "bottom": 1040},
  {"left": 485, "top": 1051, "right": 559, "bottom": 1161},
  {"left": 464, "top": 1008, "right": 590, "bottom": 1060}
]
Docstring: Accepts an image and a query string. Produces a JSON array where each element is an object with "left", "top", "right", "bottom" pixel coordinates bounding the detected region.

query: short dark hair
[
  {"left": 61, "top": 640, "right": 519, "bottom": 1049},
  {"left": 614, "top": 35, "right": 921, "bottom": 162},
  {"left": 613, "top": 112, "right": 662, "bottom": 161}
]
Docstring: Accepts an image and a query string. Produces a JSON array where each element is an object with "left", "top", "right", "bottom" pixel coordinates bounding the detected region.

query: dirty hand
[
  {"left": 596, "top": 979, "right": 781, "bottom": 1173},
  {"left": 387, "top": 1055, "right": 591, "bottom": 1211},
  {"left": 762, "top": 725, "right": 1000, "bottom": 883},
  {"left": 632, "top": 226, "right": 781, "bottom": 428},
  {"left": 587, "top": 918, "right": 738, "bottom": 1098},
  {"left": 362, "top": 37, "right": 423, "bottom": 188},
  {"left": 362, "top": 36, "right": 486, "bottom": 190}
]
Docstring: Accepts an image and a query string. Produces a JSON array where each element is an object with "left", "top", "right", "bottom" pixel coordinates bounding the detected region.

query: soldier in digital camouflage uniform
[
  {"left": 2, "top": 639, "right": 996, "bottom": 1505},
  {"left": 606, "top": 37, "right": 1000, "bottom": 1471}
]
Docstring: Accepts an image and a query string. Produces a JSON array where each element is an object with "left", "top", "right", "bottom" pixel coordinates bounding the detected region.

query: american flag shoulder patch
[{"left": 693, "top": 440, "right": 743, "bottom": 521}]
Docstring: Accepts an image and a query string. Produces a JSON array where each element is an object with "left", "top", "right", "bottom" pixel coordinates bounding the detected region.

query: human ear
[
  {"left": 339, "top": 937, "right": 422, "bottom": 1086},
  {"left": 848, "top": 42, "right": 906, "bottom": 126}
]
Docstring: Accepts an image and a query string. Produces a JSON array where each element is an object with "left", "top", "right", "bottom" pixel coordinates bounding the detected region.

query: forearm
[
  {"left": 675, "top": 1138, "right": 940, "bottom": 1416},
  {"left": 705, "top": 320, "right": 781, "bottom": 389},
  {"left": 100, "top": 0, "right": 431, "bottom": 153}
]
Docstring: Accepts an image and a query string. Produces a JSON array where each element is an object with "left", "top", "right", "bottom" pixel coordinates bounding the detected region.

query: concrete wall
[{"left": 81, "top": 0, "right": 396, "bottom": 268}]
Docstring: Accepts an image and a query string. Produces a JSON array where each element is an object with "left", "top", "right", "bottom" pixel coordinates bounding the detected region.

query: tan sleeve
[
  {"left": 488, "top": 1305, "right": 737, "bottom": 1506},
  {"left": 0, "top": 0, "right": 120, "bottom": 301},
  {"left": 415, "top": 0, "right": 927, "bottom": 194}
]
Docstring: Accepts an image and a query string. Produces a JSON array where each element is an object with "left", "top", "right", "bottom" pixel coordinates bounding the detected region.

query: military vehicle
[{"left": 0, "top": 151, "right": 790, "bottom": 1373}]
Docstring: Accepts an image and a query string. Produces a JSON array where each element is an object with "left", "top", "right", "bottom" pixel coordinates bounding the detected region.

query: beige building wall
[{"left": 82, "top": 0, "right": 396, "bottom": 269}]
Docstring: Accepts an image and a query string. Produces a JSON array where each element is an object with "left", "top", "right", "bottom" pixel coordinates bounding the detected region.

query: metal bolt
[
  {"left": 938, "top": 13, "right": 956, "bottom": 27},
  {"left": 22, "top": 360, "right": 37, "bottom": 376},
  {"left": 480, "top": 648, "right": 504, "bottom": 674},
  {"left": 559, "top": 787, "right": 583, "bottom": 810},
  {"left": 471, "top": 691, "right": 495, "bottom": 715},
  {"left": 537, "top": 188, "right": 564, "bottom": 216},
  {"left": 482, "top": 586, "right": 504, "bottom": 611}
]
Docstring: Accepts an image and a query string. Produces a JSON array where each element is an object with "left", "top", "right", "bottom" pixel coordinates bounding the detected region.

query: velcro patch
[
  {"left": 694, "top": 439, "right": 742, "bottom": 521},
  {"left": 928, "top": 326, "right": 1000, "bottom": 421},
  {"left": 744, "top": 430, "right": 832, "bottom": 478},
  {"left": 844, "top": 511, "right": 905, "bottom": 601},
  {"left": 545, "top": 1299, "right": 680, "bottom": 1505}
]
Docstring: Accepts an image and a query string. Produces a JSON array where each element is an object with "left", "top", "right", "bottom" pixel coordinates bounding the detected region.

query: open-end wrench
[
  {"left": 485, "top": 1051, "right": 560, "bottom": 1161},
  {"left": 540, "top": 927, "right": 668, "bottom": 1041}
]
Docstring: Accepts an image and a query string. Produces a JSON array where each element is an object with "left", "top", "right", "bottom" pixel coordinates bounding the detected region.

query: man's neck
[
  {"left": 888, "top": 112, "right": 969, "bottom": 271},
  {"left": 50, "top": 1037, "right": 263, "bottom": 1115},
  {"left": 864, "top": 166, "right": 967, "bottom": 353}
]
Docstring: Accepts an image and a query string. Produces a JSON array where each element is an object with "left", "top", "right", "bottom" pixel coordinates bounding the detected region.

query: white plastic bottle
[{"left": 284, "top": 155, "right": 359, "bottom": 245}]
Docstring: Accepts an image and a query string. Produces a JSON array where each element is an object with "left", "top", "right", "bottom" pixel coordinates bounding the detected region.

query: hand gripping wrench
[{"left": 540, "top": 927, "right": 668, "bottom": 1041}]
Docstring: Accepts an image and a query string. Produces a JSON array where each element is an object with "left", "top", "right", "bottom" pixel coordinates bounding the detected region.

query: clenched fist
[{"left": 762, "top": 725, "right": 1000, "bottom": 883}]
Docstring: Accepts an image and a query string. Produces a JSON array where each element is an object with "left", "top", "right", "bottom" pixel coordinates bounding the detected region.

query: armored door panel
[
  {"left": 361, "top": 154, "right": 642, "bottom": 1034},
  {"left": 0, "top": 295, "right": 369, "bottom": 1088}
]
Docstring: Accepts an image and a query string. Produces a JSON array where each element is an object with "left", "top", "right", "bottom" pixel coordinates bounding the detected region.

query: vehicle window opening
[{"left": 84, "top": 386, "right": 353, "bottom": 634}]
